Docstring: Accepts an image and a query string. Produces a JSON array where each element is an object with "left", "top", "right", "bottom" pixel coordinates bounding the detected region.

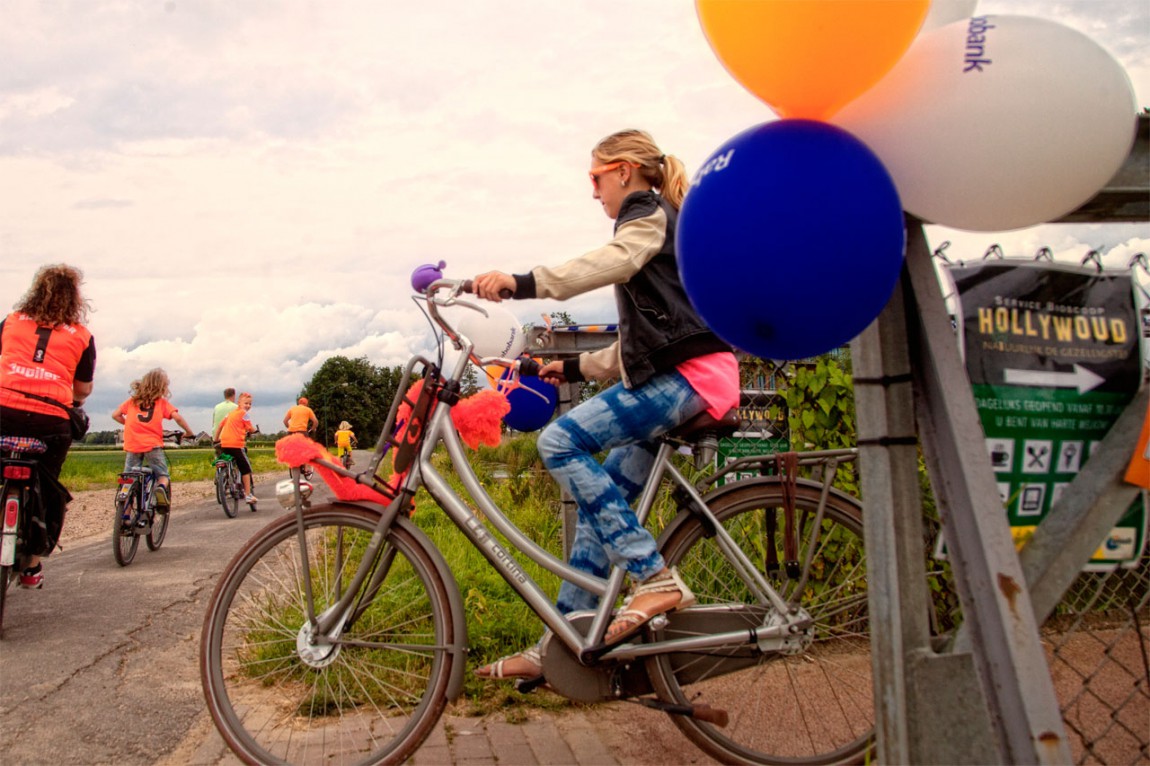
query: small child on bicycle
[
  {"left": 215, "top": 391, "right": 258, "bottom": 504},
  {"left": 111, "top": 368, "right": 195, "bottom": 512},
  {"left": 334, "top": 420, "right": 357, "bottom": 466}
]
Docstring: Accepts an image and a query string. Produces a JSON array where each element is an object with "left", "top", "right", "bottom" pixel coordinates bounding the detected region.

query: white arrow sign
[{"left": 1003, "top": 364, "right": 1105, "bottom": 394}]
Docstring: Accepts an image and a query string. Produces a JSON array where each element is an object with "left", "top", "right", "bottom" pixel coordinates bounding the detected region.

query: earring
[{"left": 620, "top": 180, "right": 626, "bottom": 188}]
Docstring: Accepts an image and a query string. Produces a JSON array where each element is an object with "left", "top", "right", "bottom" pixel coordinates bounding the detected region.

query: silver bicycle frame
[{"left": 298, "top": 279, "right": 808, "bottom": 662}]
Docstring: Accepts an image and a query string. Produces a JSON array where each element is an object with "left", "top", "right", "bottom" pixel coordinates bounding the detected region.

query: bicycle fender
[{"left": 656, "top": 476, "right": 863, "bottom": 550}]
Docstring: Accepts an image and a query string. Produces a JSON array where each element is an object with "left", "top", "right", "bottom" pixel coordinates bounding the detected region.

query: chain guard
[{"left": 538, "top": 612, "right": 651, "bottom": 703}]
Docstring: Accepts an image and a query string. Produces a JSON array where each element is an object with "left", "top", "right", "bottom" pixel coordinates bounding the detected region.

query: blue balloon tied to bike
[
  {"left": 677, "top": 119, "right": 906, "bottom": 361},
  {"left": 502, "top": 374, "right": 558, "bottom": 432}
]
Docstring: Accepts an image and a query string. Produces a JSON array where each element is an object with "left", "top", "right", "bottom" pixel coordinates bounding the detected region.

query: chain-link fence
[
  {"left": 737, "top": 354, "right": 1148, "bottom": 763},
  {"left": 1046, "top": 553, "right": 1150, "bottom": 765},
  {"left": 543, "top": 335, "right": 1146, "bottom": 760}
]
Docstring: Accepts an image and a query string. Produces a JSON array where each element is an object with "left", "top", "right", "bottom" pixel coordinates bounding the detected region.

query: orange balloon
[
  {"left": 483, "top": 364, "right": 506, "bottom": 389},
  {"left": 696, "top": 0, "right": 929, "bottom": 120}
]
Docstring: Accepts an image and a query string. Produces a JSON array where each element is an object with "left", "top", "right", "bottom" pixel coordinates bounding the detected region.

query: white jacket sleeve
[{"left": 531, "top": 209, "right": 668, "bottom": 301}]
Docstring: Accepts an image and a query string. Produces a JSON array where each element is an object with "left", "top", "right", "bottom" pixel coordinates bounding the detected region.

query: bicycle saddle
[{"left": 667, "top": 408, "right": 740, "bottom": 440}]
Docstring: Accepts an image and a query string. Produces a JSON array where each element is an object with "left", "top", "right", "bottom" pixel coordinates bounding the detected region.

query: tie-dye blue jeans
[{"left": 537, "top": 369, "right": 708, "bottom": 614}]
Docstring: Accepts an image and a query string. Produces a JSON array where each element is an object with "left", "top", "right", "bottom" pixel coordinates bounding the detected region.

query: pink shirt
[{"left": 676, "top": 351, "right": 739, "bottom": 418}]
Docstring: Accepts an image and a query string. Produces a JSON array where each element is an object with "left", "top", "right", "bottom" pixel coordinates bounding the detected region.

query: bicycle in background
[
  {"left": 113, "top": 429, "right": 190, "bottom": 565},
  {"left": 338, "top": 443, "right": 356, "bottom": 469},
  {"left": 214, "top": 454, "right": 255, "bottom": 517},
  {"left": 214, "top": 427, "right": 260, "bottom": 518},
  {"left": 113, "top": 467, "right": 168, "bottom": 566},
  {"left": 1, "top": 436, "right": 49, "bottom": 637}
]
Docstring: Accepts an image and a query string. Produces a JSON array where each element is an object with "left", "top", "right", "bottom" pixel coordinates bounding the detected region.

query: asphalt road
[{"left": 0, "top": 461, "right": 354, "bottom": 766}]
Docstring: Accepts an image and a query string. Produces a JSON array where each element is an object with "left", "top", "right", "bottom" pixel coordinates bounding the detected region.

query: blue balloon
[
  {"left": 677, "top": 119, "right": 905, "bottom": 360},
  {"left": 503, "top": 375, "right": 559, "bottom": 432}
]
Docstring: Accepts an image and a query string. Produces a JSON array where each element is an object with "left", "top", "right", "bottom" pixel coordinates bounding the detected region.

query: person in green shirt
[{"left": 211, "top": 388, "right": 238, "bottom": 456}]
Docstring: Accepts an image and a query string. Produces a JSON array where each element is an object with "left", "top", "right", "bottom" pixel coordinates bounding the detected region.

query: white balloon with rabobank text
[
  {"left": 449, "top": 303, "right": 526, "bottom": 360},
  {"left": 835, "top": 14, "right": 1137, "bottom": 232}
]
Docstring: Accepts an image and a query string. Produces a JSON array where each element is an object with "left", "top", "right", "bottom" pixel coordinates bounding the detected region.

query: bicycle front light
[{"left": 275, "top": 478, "right": 314, "bottom": 509}]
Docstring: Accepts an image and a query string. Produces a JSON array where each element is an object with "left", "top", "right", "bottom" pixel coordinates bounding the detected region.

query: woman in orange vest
[{"left": 0, "top": 264, "right": 97, "bottom": 589}]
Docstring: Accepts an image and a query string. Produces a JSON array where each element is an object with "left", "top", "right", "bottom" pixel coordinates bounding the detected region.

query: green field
[{"left": 61, "top": 447, "right": 284, "bottom": 490}]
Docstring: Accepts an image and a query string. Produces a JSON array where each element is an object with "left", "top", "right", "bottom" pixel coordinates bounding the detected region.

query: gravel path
[{"left": 58, "top": 473, "right": 282, "bottom": 545}]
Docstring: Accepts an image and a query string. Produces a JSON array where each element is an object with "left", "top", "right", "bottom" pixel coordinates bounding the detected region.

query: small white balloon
[
  {"left": 921, "top": 0, "right": 978, "bottom": 31},
  {"left": 835, "top": 15, "right": 1137, "bottom": 232},
  {"left": 453, "top": 303, "right": 526, "bottom": 359}
]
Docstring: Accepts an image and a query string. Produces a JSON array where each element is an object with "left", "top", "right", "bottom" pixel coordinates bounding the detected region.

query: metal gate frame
[{"left": 854, "top": 115, "right": 1147, "bottom": 764}]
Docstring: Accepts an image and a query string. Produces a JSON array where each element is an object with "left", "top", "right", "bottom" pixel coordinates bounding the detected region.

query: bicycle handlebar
[
  {"left": 459, "top": 279, "right": 513, "bottom": 300},
  {"left": 416, "top": 273, "right": 544, "bottom": 395},
  {"left": 162, "top": 429, "right": 196, "bottom": 446}
]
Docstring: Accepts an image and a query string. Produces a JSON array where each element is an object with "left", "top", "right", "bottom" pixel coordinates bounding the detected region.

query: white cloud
[{"left": 1, "top": 0, "right": 1146, "bottom": 438}]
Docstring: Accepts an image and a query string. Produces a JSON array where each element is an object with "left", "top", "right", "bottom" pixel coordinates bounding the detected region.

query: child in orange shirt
[
  {"left": 111, "top": 368, "right": 195, "bottom": 511},
  {"left": 215, "top": 391, "right": 258, "bottom": 503}
]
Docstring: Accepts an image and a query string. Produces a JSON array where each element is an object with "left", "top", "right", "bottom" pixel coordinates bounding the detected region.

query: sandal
[
  {"left": 474, "top": 646, "right": 542, "bottom": 680},
  {"left": 604, "top": 567, "right": 696, "bottom": 647}
]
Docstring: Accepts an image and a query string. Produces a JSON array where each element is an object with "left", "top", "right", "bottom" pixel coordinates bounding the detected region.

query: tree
[
  {"left": 461, "top": 364, "right": 481, "bottom": 397},
  {"left": 300, "top": 356, "right": 405, "bottom": 447}
]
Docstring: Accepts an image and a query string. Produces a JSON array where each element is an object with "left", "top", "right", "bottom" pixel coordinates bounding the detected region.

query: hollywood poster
[{"left": 949, "top": 260, "right": 1145, "bottom": 569}]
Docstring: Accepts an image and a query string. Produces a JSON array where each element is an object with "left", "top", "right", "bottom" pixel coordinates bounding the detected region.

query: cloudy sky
[{"left": 2, "top": 0, "right": 1148, "bottom": 435}]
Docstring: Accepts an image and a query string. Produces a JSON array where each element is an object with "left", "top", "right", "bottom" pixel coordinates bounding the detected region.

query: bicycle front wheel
[
  {"left": 113, "top": 484, "right": 140, "bottom": 566},
  {"left": 147, "top": 497, "right": 170, "bottom": 551},
  {"left": 201, "top": 503, "right": 456, "bottom": 766},
  {"left": 649, "top": 479, "right": 872, "bottom": 766}
]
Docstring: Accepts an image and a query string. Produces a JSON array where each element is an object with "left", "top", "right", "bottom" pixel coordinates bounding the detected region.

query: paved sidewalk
[
  {"left": 407, "top": 706, "right": 720, "bottom": 766},
  {"left": 412, "top": 714, "right": 621, "bottom": 766},
  {"left": 173, "top": 702, "right": 720, "bottom": 765}
]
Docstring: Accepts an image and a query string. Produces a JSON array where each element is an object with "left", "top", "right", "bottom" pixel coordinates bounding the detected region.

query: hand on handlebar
[
  {"left": 472, "top": 271, "right": 515, "bottom": 302},
  {"left": 538, "top": 360, "right": 566, "bottom": 386}
]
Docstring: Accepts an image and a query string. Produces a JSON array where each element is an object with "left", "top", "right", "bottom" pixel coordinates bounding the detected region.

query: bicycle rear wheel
[
  {"left": 221, "top": 467, "right": 239, "bottom": 518},
  {"left": 113, "top": 483, "right": 141, "bottom": 566},
  {"left": 648, "top": 479, "right": 872, "bottom": 765},
  {"left": 201, "top": 503, "right": 456, "bottom": 766},
  {"left": 0, "top": 482, "right": 18, "bottom": 637},
  {"left": 0, "top": 564, "right": 11, "bottom": 636}
]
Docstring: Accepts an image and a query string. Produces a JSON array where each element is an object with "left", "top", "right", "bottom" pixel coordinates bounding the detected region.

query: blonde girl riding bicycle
[
  {"left": 472, "top": 128, "right": 740, "bottom": 678},
  {"left": 111, "top": 368, "right": 195, "bottom": 513}
]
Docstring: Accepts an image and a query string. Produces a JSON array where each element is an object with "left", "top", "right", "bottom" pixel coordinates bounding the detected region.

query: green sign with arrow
[{"left": 950, "top": 260, "right": 1145, "bottom": 569}]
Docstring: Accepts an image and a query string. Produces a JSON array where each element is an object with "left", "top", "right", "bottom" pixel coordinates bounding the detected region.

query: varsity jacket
[{"left": 511, "top": 190, "right": 730, "bottom": 389}]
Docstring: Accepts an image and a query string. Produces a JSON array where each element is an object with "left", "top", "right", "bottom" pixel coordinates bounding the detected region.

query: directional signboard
[
  {"left": 950, "top": 260, "right": 1146, "bottom": 569},
  {"left": 715, "top": 389, "right": 790, "bottom": 485}
]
